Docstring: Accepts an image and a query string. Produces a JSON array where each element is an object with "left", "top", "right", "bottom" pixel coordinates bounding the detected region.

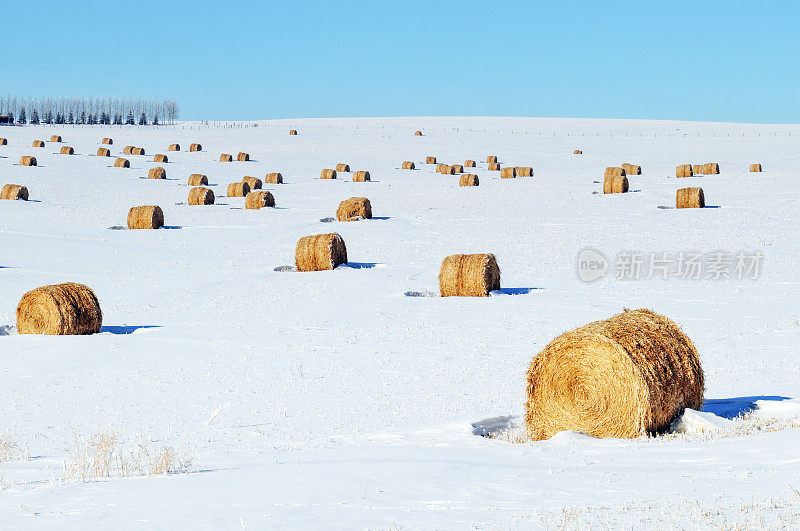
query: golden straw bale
[
  {"left": 603, "top": 175, "right": 629, "bottom": 194},
  {"left": 1, "top": 184, "right": 28, "bottom": 200},
  {"left": 264, "top": 172, "right": 283, "bottom": 184},
  {"left": 148, "top": 167, "right": 166, "bottom": 179},
  {"left": 336, "top": 163, "right": 350, "bottom": 172},
  {"left": 220, "top": 153, "right": 233, "bottom": 162},
  {"left": 97, "top": 148, "right": 111, "bottom": 157},
  {"left": 168, "top": 143, "right": 180, "bottom": 151},
  {"left": 0, "top": 137, "right": 6, "bottom": 145},
  {"left": 441, "top": 165, "right": 455, "bottom": 175},
  {"left": 50, "top": 135, "right": 62, "bottom": 142},
  {"left": 676, "top": 164, "right": 693, "bottom": 178},
  {"left": 459, "top": 174, "right": 479, "bottom": 186},
  {"left": 500, "top": 167, "right": 517, "bottom": 179},
  {"left": 525, "top": 308, "right": 704, "bottom": 440},
  {"left": 321, "top": 169, "right": 337, "bottom": 179},
  {"left": 621, "top": 163, "right": 641, "bottom": 175},
  {"left": 123, "top": 146, "right": 134, "bottom": 154},
  {"left": 295, "top": 233, "right": 348, "bottom": 271},
  {"left": 16, "top": 282, "right": 102, "bottom": 335},
  {"left": 154, "top": 154, "right": 168, "bottom": 163},
  {"left": 188, "top": 187, "right": 215, "bottom": 205},
  {"left": 465, "top": 160, "right": 476, "bottom": 167},
  {"left": 692, "top": 165, "right": 703, "bottom": 174},
  {"left": 33, "top": 140, "right": 45, "bottom": 147},
  {"left": 127, "top": 205, "right": 164, "bottom": 230},
  {"left": 705, "top": 163, "right": 720, "bottom": 174},
  {"left": 450, "top": 164, "right": 464, "bottom": 174},
  {"left": 133, "top": 147, "right": 145, "bottom": 156},
  {"left": 245, "top": 190, "right": 275, "bottom": 209},
  {"left": 488, "top": 162, "right": 500, "bottom": 171},
  {"left": 60, "top": 146, "right": 74, "bottom": 155},
  {"left": 439, "top": 253, "right": 500, "bottom": 297},
  {"left": 676, "top": 187, "right": 705, "bottom": 208},
  {"left": 227, "top": 182, "right": 250, "bottom": 197},
  {"left": 336, "top": 197, "right": 372, "bottom": 221},
  {"left": 289, "top": 129, "right": 298, "bottom": 135},
  {"left": 102, "top": 138, "right": 113, "bottom": 145},
  {"left": 604, "top": 167, "right": 626, "bottom": 178},
  {"left": 20, "top": 156, "right": 37, "bottom": 166},
  {"left": 353, "top": 171, "right": 370, "bottom": 182},
  {"left": 516, "top": 166, "right": 533, "bottom": 177},
  {"left": 436, "top": 163, "right": 447, "bottom": 173},
  {"left": 750, "top": 163, "right": 762, "bottom": 172},
  {"left": 237, "top": 152, "right": 250, "bottom": 161},
  {"left": 425, "top": 156, "right": 437, "bottom": 164},
  {"left": 114, "top": 158, "right": 130, "bottom": 168},
  {"left": 188, "top": 174, "right": 208, "bottom": 186},
  {"left": 486, "top": 155, "right": 498, "bottom": 163},
  {"left": 242, "top": 176, "right": 262, "bottom": 189},
  {"left": 189, "top": 143, "right": 202, "bottom": 152},
  {"left": 402, "top": 161, "right": 415, "bottom": 169},
  {"left": 414, "top": 130, "right": 423, "bottom": 136},
  {"left": 574, "top": 149, "right": 582, "bottom": 154}
]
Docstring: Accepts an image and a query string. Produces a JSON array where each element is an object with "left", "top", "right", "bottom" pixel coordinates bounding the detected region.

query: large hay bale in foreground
[
  {"left": 414, "top": 130, "right": 423, "bottom": 136},
  {"left": 621, "top": 163, "right": 641, "bottom": 175},
  {"left": 604, "top": 167, "right": 626, "bottom": 178},
  {"left": 750, "top": 163, "right": 762, "bottom": 172},
  {"left": 295, "top": 233, "right": 348, "bottom": 271},
  {"left": 516, "top": 166, "right": 533, "bottom": 177},
  {"left": 1, "top": 184, "right": 28, "bottom": 200},
  {"left": 459, "top": 174, "right": 479, "bottom": 186},
  {"left": 603, "top": 175, "right": 629, "bottom": 194},
  {"left": 245, "top": 190, "right": 275, "bottom": 209},
  {"left": 127, "top": 205, "right": 164, "bottom": 229},
  {"left": 60, "top": 146, "right": 74, "bottom": 155},
  {"left": 114, "top": 158, "right": 130, "bottom": 168},
  {"left": 154, "top": 154, "right": 168, "bottom": 163},
  {"left": 20, "top": 156, "right": 37, "bottom": 166},
  {"left": 525, "top": 308, "right": 704, "bottom": 440},
  {"left": 16, "top": 282, "right": 102, "bottom": 335},
  {"left": 439, "top": 254, "right": 500, "bottom": 297},
  {"left": 168, "top": 143, "right": 180, "bottom": 151},
  {"left": 336, "top": 163, "right": 350, "bottom": 172},
  {"left": 102, "top": 137, "right": 113, "bottom": 145},
  {"left": 289, "top": 129, "right": 298, "bottom": 135},
  {"left": 50, "top": 135, "right": 62, "bottom": 143},
  {"left": 425, "top": 156, "right": 436, "bottom": 164},
  {"left": 188, "top": 174, "right": 208, "bottom": 186},
  {"left": 336, "top": 197, "right": 372, "bottom": 221},
  {"left": 132, "top": 147, "right": 145, "bottom": 156},
  {"left": 220, "top": 153, "right": 233, "bottom": 162},
  {"left": 676, "top": 187, "right": 704, "bottom": 208},
  {"left": 488, "top": 162, "right": 500, "bottom": 171},
  {"left": 227, "top": 182, "right": 250, "bottom": 197},
  {"left": 188, "top": 187, "right": 215, "bottom": 205},
  {"left": 465, "top": 160, "right": 476, "bottom": 167},
  {"left": 148, "top": 167, "right": 166, "bottom": 179},
  {"left": 574, "top": 149, "right": 582, "bottom": 154},
  {"left": 320, "top": 169, "right": 337, "bottom": 179},
  {"left": 353, "top": 171, "right": 370, "bottom": 182},
  {"left": 97, "top": 148, "right": 111, "bottom": 157},
  {"left": 189, "top": 143, "right": 202, "bottom": 152},
  {"left": 33, "top": 140, "right": 45, "bottom": 148},
  {"left": 242, "top": 176, "right": 262, "bottom": 190},
  {"left": 237, "top": 152, "right": 250, "bottom": 162},
  {"left": 402, "top": 161, "right": 415, "bottom": 169},
  {"left": 676, "top": 164, "right": 693, "bottom": 178},
  {"left": 265, "top": 172, "right": 283, "bottom": 184},
  {"left": 123, "top": 146, "right": 134, "bottom": 155},
  {"left": 486, "top": 155, "right": 498, "bottom": 163}
]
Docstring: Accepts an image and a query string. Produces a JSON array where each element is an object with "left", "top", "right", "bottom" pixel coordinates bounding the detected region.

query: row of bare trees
[{"left": 0, "top": 96, "right": 180, "bottom": 125}]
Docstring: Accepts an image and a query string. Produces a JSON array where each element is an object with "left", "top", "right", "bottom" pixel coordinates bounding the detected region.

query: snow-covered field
[{"left": 1, "top": 116, "right": 799, "bottom": 528}]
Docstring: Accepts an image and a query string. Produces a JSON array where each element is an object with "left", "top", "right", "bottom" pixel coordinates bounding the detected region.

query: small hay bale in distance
[
  {"left": 435, "top": 163, "right": 447, "bottom": 173},
  {"left": 320, "top": 169, "right": 336, "bottom": 179},
  {"left": 123, "top": 146, "right": 134, "bottom": 155},
  {"left": 188, "top": 174, "right": 208, "bottom": 186},
  {"left": 459, "top": 174, "right": 479, "bottom": 186},
  {"left": 295, "top": 233, "right": 347, "bottom": 272},
  {"left": 220, "top": 153, "right": 233, "bottom": 162},
  {"left": 227, "top": 182, "right": 250, "bottom": 197},
  {"left": 439, "top": 253, "right": 500, "bottom": 297},
  {"left": 188, "top": 187, "right": 215, "bottom": 205},
  {"left": 32, "top": 140, "right": 45, "bottom": 148},
  {"left": 102, "top": 137, "right": 113, "bottom": 145},
  {"left": 425, "top": 156, "right": 436, "bottom": 164},
  {"left": 676, "top": 164, "right": 693, "bottom": 178},
  {"left": 336, "top": 197, "right": 372, "bottom": 221},
  {"left": 127, "top": 205, "right": 164, "bottom": 230},
  {"left": 604, "top": 167, "right": 626, "bottom": 178},
  {"left": 414, "top": 130, "right": 423, "bottom": 136},
  {"left": 574, "top": 149, "right": 582, "bottom": 154},
  {"left": 488, "top": 162, "right": 500, "bottom": 171},
  {"left": 148, "top": 167, "right": 166, "bottom": 179},
  {"left": 264, "top": 172, "right": 283, "bottom": 184},
  {"left": 621, "top": 163, "right": 641, "bottom": 175},
  {"left": 450, "top": 164, "right": 464, "bottom": 174},
  {"left": 516, "top": 166, "right": 533, "bottom": 177},
  {"left": 603, "top": 175, "right": 629, "bottom": 194},
  {"left": 154, "top": 154, "right": 168, "bottom": 163},
  {"left": 60, "top": 146, "right": 74, "bottom": 155},
  {"left": 1, "top": 184, "right": 28, "bottom": 200},
  {"left": 353, "top": 170, "right": 370, "bottom": 182},
  {"left": 242, "top": 176, "right": 262, "bottom": 190},
  {"left": 50, "top": 135, "right": 62, "bottom": 143},
  {"left": 500, "top": 167, "right": 516, "bottom": 179},
  {"left": 750, "top": 163, "right": 762, "bottom": 172},
  {"left": 245, "top": 190, "right": 275, "bottom": 209},
  {"left": 189, "top": 143, "right": 202, "bottom": 152},
  {"left": 20, "top": 156, "right": 37, "bottom": 166},
  {"left": 704, "top": 162, "right": 720, "bottom": 174},
  {"left": 464, "top": 160, "right": 476, "bottom": 167},
  {"left": 486, "top": 155, "right": 498, "bottom": 163},
  {"left": 0, "top": 137, "right": 7, "bottom": 145},
  {"left": 237, "top": 152, "right": 250, "bottom": 162},
  {"left": 440, "top": 165, "right": 455, "bottom": 175},
  {"left": 168, "top": 143, "right": 180, "bottom": 151},
  {"left": 97, "top": 147, "right": 111, "bottom": 157},
  {"left": 336, "top": 163, "right": 350, "bottom": 172},
  {"left": 289, "top": 129, "right": 298, "bottom": 135},
  {"left": 132, "top": 147, "right": 145, "bottom": 156},
  {"left": 524, "top": 308, "right": 704, "bottom": 440},
  {"left": 401, "top": 161, "right": 415, "bottom": 170},
  {"left": 676, "top": 187, "right": 705, "bottom": 208},
  {"left": 692, "top": 164, "right": 703, "bottom": 174},
  {"left": 114, "top": 158, "right": 130, "bottom": 168},
  {"left": 16, "top": 282, "right": 102, "bottom": 335}
]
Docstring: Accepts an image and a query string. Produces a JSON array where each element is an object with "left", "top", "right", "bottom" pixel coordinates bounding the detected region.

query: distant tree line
[{"left": 0, "top": 96, "right": 180, "bottom": 125}]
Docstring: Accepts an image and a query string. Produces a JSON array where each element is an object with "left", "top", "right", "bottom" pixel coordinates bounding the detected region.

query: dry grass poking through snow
[{"left": 0, "top": 431, "right": 29, "bottom": 463}]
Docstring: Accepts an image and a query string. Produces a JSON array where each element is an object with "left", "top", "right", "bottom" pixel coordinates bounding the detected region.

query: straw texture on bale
[
  {"left": 245, "top": 190, "right": 275, "bottom": 209},
  {"left": 33, "top": 140, "right": 45, "bottom": 147},
  {"left": 414, "top": 130, "right": 423, "bottom": 136},
  {"left": 320, "top": 169, "right": 337, "bottom": 179},
  {"left": 1, "top": 184, "right": 28, "bottom": 200},
  {"left": 524, "top": 308, "right": 704, "bottom": 440},
  {"left": 133, "top": 147, "right": 145, "bottom": 155},
  {"left": 436, "top": 163, "right": 447, "bottom": 173},
  {"left": 97, "top": 148, "right": 111, "bottom": 157},
  {"left": 220, "top": 153, "right": 233, "bottom": 162},
  {"left": 188, "top": 174, "right": 208, "bottom": 186},
  {"left": 692, "top": 165, "right": 703, "bottom": 174},
  {"left": 227, "top": 182, "right": 250, "bottom": 197},
  {"left": 264, "top": 172, "right": 283, "bottom": 184},
  {"left": 154, "top": 154, "right": 168, "bottom": 163},
  {"left": 459, "top": 174, "right": 479, "bottom": 186},
  {"left": 750, "top": 163, "right": 762, "bottom": 172},
  {"left": 402, "top": 161, "right": 415, "bottom": 170},
  {"left": 704, "top": 163, "right": 720, "bottom": 174},
  {"left": 336, "top": 197, "right": 372, "bottom": 221},
  {"left": 439, "top": 254, "right": 500, "bottom": 297},
  {"left": 621, "top": 163, "right": 641, "bottom": 175},
  {"left": 289, "top": 129, "right": 298, "bottom": 135},
  {"left": 295, "top": 233, "right": 347, "bottom": 272},
  {"left": 604, "top": 167, "right": 626, "bottom": 178},
  {"left": 574, "top": 149, "right": 582, "bottom": 154},
  {"left": 188, "top": 187, "right": 215, "bottom": 205},
  {"left": 127, "top": 205, "right": 164, "bottom": 230},
  {"left": 500, "top": 167, "right": 517, "bottom": 179},
  {"left": 189, "top": 143, "right": 202, "bottom": 152},
  {"left": 148, "top": 167, "right": 166, "bottom": 179},
  {"left": 676, "top": 187, "right": 705, "bottom": 209},
  {"left": 603, "top": 175, "right": 629, "bottom": 194},
  {"left": 488, "top": 162, "right": 500, "bottom": 171},
  {"left": 486, "top": 155, "right": 498, "bottom": 163},
  {"left": 168, "top": 143, "right": 180, "bottom": 151},
  {"left": 60, "top": 146, "right": 74, "bottom": 155},
  {"left": 102, "top": 138, "right": 113, "bottom": 145},
  {"left": 237, "top": 152, "right": 250, "bottom": 161},
  {"left": 50, "top": 135, "right": 62, "bottom": 142},
  {"left": 242, "top": 176, "right": 262, "bottom": 190},
  {"left": 16, "top": 283, "right": 102, "bottom": 335},
  {"left": 425, "top": 156, "right": 436, "bottom": 164},
  {"left": 0, "top": 138, "right": 6, "bottom": 145},
  {"left": 353, "top": 171, "right": 370, "bottom": 182},
  {"left": 20, "top": 156, "right": 37, "bottom": 166},
  {"left": 123, "top": 146, "right": 134, "bottom": 154},
  {"left": 676, "top": 164, "right": 693, "bottom": 178},
  {"left": 450, "top": 164, "right": 464, "bottom": 174},
  {"left": 114, "top": 158, "right": 130, "bottom": 168},
  {"left": 336, "top": 163, "right": 350, "bottom": 172},
  {"left": 516, "top": 166, "right": 533, "bottom": 177}
]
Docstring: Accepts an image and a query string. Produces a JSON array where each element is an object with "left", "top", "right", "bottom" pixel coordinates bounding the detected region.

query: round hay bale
[
  {"left": 245, "top": 190, "right": 275, "bottom": 209},
  {"left": 524, "top": 308, "right": 704, "bottom": 440},
  {"left": 516, "top": 166, "right": 533, "bottom": 177},
  {"left": 154, "top": 154, "right": 168, "bottom": 163},
  {"left": 459, "top": 174, "right": 479, "bottom": 186},
  {"left": 320, "top": 169, "right": 337, "bottom": 179},
  {"left": 133, "top": 147, "right": 145, "bottom": 156},
  {"left": 488, "top": 162, "right": 500, "bottom": 171},
  {"left": 436, "top": 163, "right": 447, "bottom": 173},
  {"left": 425, "top": 156, "right": 437, "bottom": 164},
  {"left": 336, "top": 197, "right": 372, "bottom": 221},
  {"left": 114, "top": 158, "right": 130, "bottom": 168},
  {"left": 414, "top": 130, "right": 423, "bottom": 136},
  {"left": 97, "top": 147, "right": 111, "bottom": 157},
  {"left": 189, "top": 143, "right": 202, "bottom": 152},
  {"left": 574, "top": 149, "right": 582, "bottom": 154},
  {"left": 500, "top": 167, "right": 516, "bottom": 179},
  {"left": 168, "top": 143, "right": 180, "bottom": 151},
  {"left": 20, "top": 156, "right": 37, "bottom": 166},
  {"left": 188, "top": 174, "right": 208, "bottom": 186},
  {"left": 1, "top": 184, "right": 28, "bottom": 200},
  {"left": 188, "top": 187, "right": 215, "bottom": 205},
  {"left": 603, "top": 175, "right": 629, "bottom": 194},
  {"left": 676, "top": 187, "right": 704, "bottom": 208},
  {"left": 486, "top": 155, "right": 498, "bottom": 163},
  {"left": 706, "top": 163, "right": 720, "bottom": 174},
  {"left": 353, "top": 171, "right": 370, "bottom": 182},
  {"left": 402, "top": 161, "right": 415, "bottom": 170},
  {"left": 50, "top": 135, "right": 62, "bottom": 143},
  {"left": 676, "top": 164, "right": 693, "bottom": 178},
  {"left": 604, "top": 167, "right": 626, "bottom": 178},
  {"left": 60, "top": 146, "right": 74, "bottom": 155},
  {"left": 265, "top": 172, "right": 283, "bottom": 184},
  {"left": 439, "top": 254, "right": 500, "bottom": 297},
  {"left": 33, "top": 140, "right": 45, "bottom": 148},
  {"left": 127, "top": 205, "right": 164, "bottom": 230},
  {"left": 295, "top": 233, "right": 347, "bottom": 271},
  {"left": 237, "top": 152, "right": 250, "bottom": 162},
  {"left": 242, "top": 176, "right": 262, "bottom": 190},
  {"left": 289, "top": 129, "right": 298, "bottom": 135},
  {"left": 621, "top": 163, "right": 641, "bottom": 175},
  {"left": 464, "top": 160, "right": 476, "bottom": 167},
  {"left": 0, "top": 137, "right": 7, "bottom": 145},
  {"left": 227, "top": 182, "right": 250, "bottom": 197},
  {"left": 692, "top": 164, "right": 704, "bottom": 175},
  {"left": 220, "top": 153, "right": 233, "bottom": 162},
  {"left": 336, "top": 163, "right": 350, "bottom": 172},
  {"left": 440, "top": 165, "right": 455, "bottom": 175},
  {"left": 123, "top": 146, "right": 134, "bottom": 155},
  {"left": 16, "top": 282, "right": 102, "bottom": 335},
  {"left": 102, "top": 138, "right": 113, "bottom": 145},
  {"left": 148, "top": 167, "right": 166, "bottom": 179},
  {"left": 450, "top": 164, "right": 464, "bottom": 174},
  {"left": 750, "top": 163, "right": 762, "bottom": 172}
]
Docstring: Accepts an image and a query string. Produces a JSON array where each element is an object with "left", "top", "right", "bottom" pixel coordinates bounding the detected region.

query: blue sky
[{"left": 2, "top": 0, "right": 797, "bottom": 122}]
